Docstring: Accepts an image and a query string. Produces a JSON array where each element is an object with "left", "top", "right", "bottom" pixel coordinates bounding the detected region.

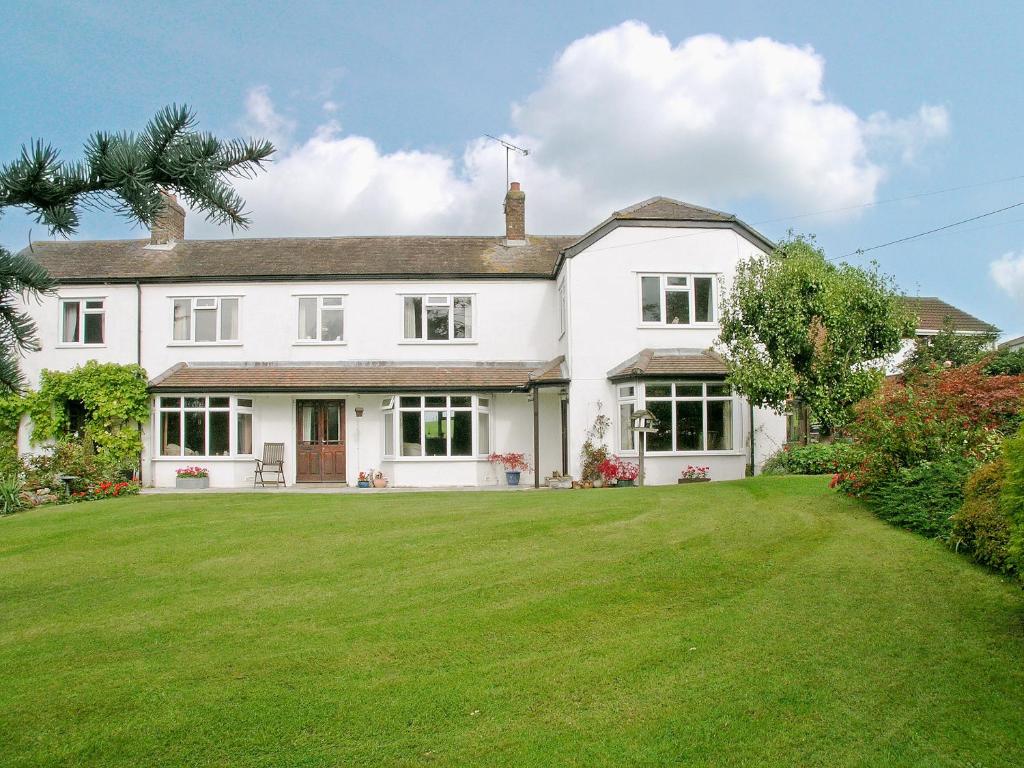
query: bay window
[
  {"left": 617, "top": 384, "right": 637, "bottom": 451},
  {"left": 297, "top": 295, "right": 344, "bottom": 342},
  {"left": 403, "top": 295, "right": 473, "bottom": 341},
  {"left": 641, "top": 382, "right": 734, "bottom": 452},
  {"left": 158, "top": 396, "right": 253, "bottom": 457},
  {"left": 60, "top": 298, "right": 105, "bottom": 345},
  {"left": 382, "top": 395, "right": 490, "bottom": 458},
  {"left": 172, "top": 297, "right": 240, "bottom": 343},
  {"left": 639, "top": 274, "right": 716, "bottom": 325}
]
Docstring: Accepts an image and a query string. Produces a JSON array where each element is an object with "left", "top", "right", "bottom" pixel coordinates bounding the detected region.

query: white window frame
[
  {"left": 558, "top": 281, "right": 567, "bottom": 338},
  {"left": 58, "top": 297, "right": 106, "bottom": 346},
  {"left": 638, "top": 273, "right": 717, "bottom": 326},
  {"left": 641, "top": 381, "right": 737, "bottom": 454},
  {"left": 400, "top": 293, "right": 475, "bottom": 343},
  {"left": 155, "top": 395, "right": 254, "bottom": 459},
  {"left": 294, "top": 294, "right": 346, "bottom": 344},
  {"left": 170, "top": 296, "right": 242, "bottom": 345},
  {"left": 382, "top": 394, "right": 490, "bottom": 459},
  {"left": 616, "top": 383, "right": 638, "bottom": 453}
]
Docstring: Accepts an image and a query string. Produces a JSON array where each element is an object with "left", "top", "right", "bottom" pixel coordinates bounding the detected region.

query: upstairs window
[
  {"left": 403, "top": 295, "right": 473, "bottom": 341},
  {"left": 172, "top": 297, "right": 240, "bottom": 343},
  {"left": 639, "top": 274, "right": 715, "bottom": 325},
  {"left": 297, "top": 296, "right": 344, "bottom": 343},
  {"left": 60, "top": 298, "right": 105, "bottom": 345}
]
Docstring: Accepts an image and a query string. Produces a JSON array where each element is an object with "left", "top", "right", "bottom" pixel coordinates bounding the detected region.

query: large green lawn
[{"left": 1, "top": 477, "right": 1023, "bottom": 767}]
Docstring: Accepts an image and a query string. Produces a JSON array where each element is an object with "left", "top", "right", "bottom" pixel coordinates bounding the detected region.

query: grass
[{"left": 1, "top": 476, "right": 1022, "bottom": 767}]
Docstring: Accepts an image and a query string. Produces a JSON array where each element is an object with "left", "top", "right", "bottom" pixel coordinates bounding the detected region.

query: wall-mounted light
[{"left": 355, "top": 407, "right": 364, "bottom": 417}]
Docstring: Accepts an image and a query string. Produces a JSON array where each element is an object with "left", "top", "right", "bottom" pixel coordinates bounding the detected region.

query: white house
[{"left": 18, "top": 184, "right": 986, "bottom": 489}]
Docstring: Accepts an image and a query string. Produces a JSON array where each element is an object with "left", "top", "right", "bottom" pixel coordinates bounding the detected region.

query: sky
[{"left": 2, "top": 0, "right": 1022, "bottom": 339}]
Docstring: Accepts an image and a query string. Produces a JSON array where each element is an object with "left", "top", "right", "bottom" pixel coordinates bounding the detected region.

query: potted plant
[
  {"left": 678, "top": 465, "right": 711, "bottom": 484},
  {"left": 356, "top": 471, "right": 371, "bottom": 488},
  {"left": 615, "top": 458, "right": 640, "bottom": 487},
  {"left": 596, "top": 457, "right": 619, "bottom": 487},
  {"left": 176, "top": 466, "right": 209, "bottom": 490},
  {"left": 488, "top": 452, "right": 531, "bottom": 486},
  {"left": 372, "top": 470, "right": 388, "bottom": 488}
]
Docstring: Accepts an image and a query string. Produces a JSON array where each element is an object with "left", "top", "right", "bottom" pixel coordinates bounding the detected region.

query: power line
[{"left": 835, "top": 201, "right": 1024, "bottom": 260}]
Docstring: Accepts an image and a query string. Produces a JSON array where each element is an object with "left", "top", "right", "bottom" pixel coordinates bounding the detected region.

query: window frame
[
  {"left": 637, "top": 273, "right": 717, "bottom": 327},
  {"left": 169, "top": 296, "right": 242, "bottom": 345},
  {"left": 382, "top": 394, "right": 490, "bottom": 460},
  {"left": 400, "top": 293, "right": 476, "bottom": 343},
  {"left": 616, "top": 383, "right": 638, "bottom": 453},
  {"left": 640, "top": 381, "right": 737, "bottom": 454},
  {"left": 294, "top": 294, "right": 346, "bottom": 344},
  {"left": 58, "top": 297, "right": 106, "bottom": 346},
  {"left": 557, "top": 281, "right": 567, "bottom": 339},
  {"left": 156, "top": 395, "right": 254, "bottom": 459}
]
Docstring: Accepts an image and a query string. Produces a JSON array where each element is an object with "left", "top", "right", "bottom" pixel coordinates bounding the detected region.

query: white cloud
[
  {"left": 990, "top": 251, "right": 1024, "bottom": 302},
  {"left": 194, "top": 22, "right": 951, "bottom": 238},
  {"left": 240, "top": 86, "right": 296, "bottom": 150}
]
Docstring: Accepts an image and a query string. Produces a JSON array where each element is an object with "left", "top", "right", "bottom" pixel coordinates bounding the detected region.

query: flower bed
[{"left": 71, "top": 481, "right": 140, "bottom": 502}]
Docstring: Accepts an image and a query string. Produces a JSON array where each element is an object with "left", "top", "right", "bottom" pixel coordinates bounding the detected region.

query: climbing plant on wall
[{"left": 27, "top": 362, "right": 150, "bottom": 475}]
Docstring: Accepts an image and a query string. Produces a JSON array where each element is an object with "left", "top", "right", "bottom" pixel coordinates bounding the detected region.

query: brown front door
[{"left": 296, "top": 400, "right": 346, "bottom": 482}]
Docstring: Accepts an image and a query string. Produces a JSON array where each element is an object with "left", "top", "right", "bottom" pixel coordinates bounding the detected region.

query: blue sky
[{"left": 2, "top": 0, "right": 1022, "bottom": 338}]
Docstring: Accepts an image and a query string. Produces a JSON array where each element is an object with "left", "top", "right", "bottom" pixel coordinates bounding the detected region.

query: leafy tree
[
  {"left": 900, "top": 317, "right": 998, "bottom": 376},
  {"left": 718, "top": 233, "right": 914, "bottom": 433},
  {"left": 0, "top": 104, "right": 274, "bottom": 392}
]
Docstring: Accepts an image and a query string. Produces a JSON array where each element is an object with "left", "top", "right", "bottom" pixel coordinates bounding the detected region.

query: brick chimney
[
  {"left": 150, "top": 190, "right": 185, "bottom": 245},
  {"left": 503, "top": 181, "right": 526, "bottom": 245}
]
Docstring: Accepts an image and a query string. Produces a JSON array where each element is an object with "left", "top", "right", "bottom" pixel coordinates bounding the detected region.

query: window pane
[
  {"left": 646, "top": 401, "right": 673, "bottom": 451},
  {"left": 477, "top": 410, "right": 489, "bottom": 454},
  {"left": 321, "top": 308, "right": 343, "bottom": 342},
  {"left": 298, "top": 297, "right": 318, "bottom": 340},
  {"left": 83, "top": 312, "right": 103, "bottom": 344},
  {"left": 427, "top": 305, "right": 449, "bottom": 340},
  {"left": 400, "top": 411, "right": 422, "bottom": 456},
  {"left": 322, "top": 296, "right": 344, "bottom": 307},
  {"left": 160, "top": 411, "right": 181, "bottom": 456},
  {"left": 326, "top": 402, "right": 341, "bottom": 442},
  {"left": 399, "top": 396, "right": 420, "bottom": 408},
  {"left": 694, "top": 277, "right": 714, "bottom": 322},
  {"left": 450, "top": 396, "right": 471, "bottom": 407},
  {"left": 646, "top": 383, "right": 671, "bottom": 398},
  {"left": 451, "top": 410, "right": 472, "bottom": 456},
  {"left": 62, "top": 302, "right": 80, "bottom": 343},
  {"left": 707, "top": 400, "right": 733, "bottom": 450},
  {"left": 641, "top": 276, "right": 661, "bottom": 322},
  {"left": 160, "top": 397, "right": 181, "bottom": 408},
  {"left": 478, "top": 397, "right": 489, "bottom": 409},
  {"left": 173, "top": 299, "right": 191, "bottom": 341},
  {"left": 667, "top": 276, "right": 688, "bottom": 286},
  {"left": 209, "top": 397, "right": 230, "bottom": 408},
  {"left": 220, "top": 298, "right": 239, "bottom": 340},
  {"left": 675, "top": 401, "right": 703, "bottom": 451},
  {"left": 194, "top": 308, "right": 217, "bottom": 342},
  {"left": 383, "top": 411, "right": 395, "bottom": 456},
  {"left": 209, "top": 411, "right": 230, "bottom": 456},
  {"left": 185, "top": 397, "right": 205, "bottom": 408},
  {"left": 425, "top": 396, "right": 446, "bottom": 407},
  {"left": 237, "top": 412, "right": 253, "bottom": 455},
  {"left": 404, "top": 297, "right": 423, "bottom": 339},
  {"left": 619, "top": 402, "right": 635, "bottom": 451},
  {"left": 706, "top": 383, "right": 731, "bottom": 397},
  {"left": 424, "top": 410, "right": 447, "bottom": 456},
  {"left": 85, "top": 300, "right": 103, "bottom": 310},
  {"left": 618, "top": 385, "right": 635, "bottom": 398},
  {"left": 666, "top": 289, "right": 690, "bottom": 324},
  {"left": 453, "top": 296, "right": 472, "bottom": 339},
  {"left": 237, "top": 398, "right": 253, "bottom": 408},
  {"left": 184, "top": 411, "right": 206, "bottom": 456},
  {"left": 299, "top": 404, "right": 319, "bottom": 443},
  {"left": 675, "top": 383, "right": 702, "bottom": 397}
]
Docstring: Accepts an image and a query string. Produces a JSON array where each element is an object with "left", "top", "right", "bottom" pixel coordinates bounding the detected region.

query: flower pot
[
  {"left": 357, "top": 480, "right": 370, "bottom": 488},
  {"left": 505, "top": 470, "right": 521, "bottom": 486},
  {"left": 372, "top": 478, "right": 388, "bottom": 488},
  {"left": 175, "top": 476, "right": 209, "bottom": 490},
  {"left": 617, "top": 478, "right": 635, "bottom": 487},
  {"left": 678, "top": 478, "right": 711, "bottom": 484},
  {"left": 593, "top": 478, "right": 605, "bottom": 488}
]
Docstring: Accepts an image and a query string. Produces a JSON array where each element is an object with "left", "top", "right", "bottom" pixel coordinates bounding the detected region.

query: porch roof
[
  {"left": 149, "top": 359, "right": 567, "bottom": 393},
  {"left": 607, "top": 348, "right": 729, "bottom": 380}
]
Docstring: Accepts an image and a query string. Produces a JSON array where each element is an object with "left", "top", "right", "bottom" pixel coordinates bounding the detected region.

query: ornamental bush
[
  {"left": 762, "top": 442, "right": 857, "bottom": 475},
  {"left": 950, "top": 458, "right": 1016, "bottom": 575},
  {"left": 1004, "top": 424, "right": 1024, "bottom": 580}
]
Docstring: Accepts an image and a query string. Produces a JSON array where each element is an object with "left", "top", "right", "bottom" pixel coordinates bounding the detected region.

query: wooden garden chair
[{"left": 254, "top": 443, "right": 286, "bottom": 488}]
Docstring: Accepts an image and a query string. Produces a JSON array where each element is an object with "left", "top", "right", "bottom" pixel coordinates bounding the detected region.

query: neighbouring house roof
[
  {"left": 999, "top": 334, "right": 1024, "bottom": 350},
  {"left": 149, "top": 359, "right": 567, "bottom": 393},
  {"left": 23, "top": 236, "right": 576, "bottom": 284},
  {"left": 607, "top": 348, "right": 729, "bottom": 381},
  {"left": 900, "top": 296, "right": 997, "bottom": 334}
]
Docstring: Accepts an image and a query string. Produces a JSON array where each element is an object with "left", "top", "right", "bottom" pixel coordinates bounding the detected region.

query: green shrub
[
  {"left": 984, "top": 348, "right": 1024, "bottom": 376},
  {"left": 762, "top": 442, "right": 857, "bottom": 475},
  {"left": 25, "top": 440, "right": 106, "bottom": 494},
  {"left": 0, "top": 474, "right": 23, "bottom": 515},
  {"left": 860, "top": 456, "right": 975, "bottom": 539},
  {"left": 1003, "top": 423, "right": 1024, "bottom": 580},
  {"left": 950, "top": 459, "right": 1015, "bottom": 574}
]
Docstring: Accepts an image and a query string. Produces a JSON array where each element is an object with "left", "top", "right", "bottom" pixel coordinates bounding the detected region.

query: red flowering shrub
[{"left": 71, "top": 480, "right": 140, "bottom": 503}]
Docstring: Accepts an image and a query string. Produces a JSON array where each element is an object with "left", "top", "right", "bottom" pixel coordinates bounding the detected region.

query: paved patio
[{"left": 141, "top": 483, "right": 547, "bottom": 495}]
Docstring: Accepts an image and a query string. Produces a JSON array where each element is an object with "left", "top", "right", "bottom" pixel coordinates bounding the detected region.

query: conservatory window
[
  {"left": 642, "top": 382, "right": 734, "bottom": 452},
  {"left": 158, "top": 396, "right": 253, "bottom": 457},
  {"left": 617, "top": 384, "right": 637, "bottom": 451},
  {"left": 382, "top": 395, "right": 489, "bottom": 458}
]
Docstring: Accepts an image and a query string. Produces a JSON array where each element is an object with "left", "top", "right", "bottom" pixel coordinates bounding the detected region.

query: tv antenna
[{"left": 484, "top": 135, "right": 529, "bottom": 190}]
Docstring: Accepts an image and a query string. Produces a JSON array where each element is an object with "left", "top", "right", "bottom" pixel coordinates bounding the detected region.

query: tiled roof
[
  {"left": 613, "top": 197, "right": 737, "bottom": 222},
  {"left": 900, "top": 296, "right": 996, "bottom": 334},
  {"left": 607, "top": 348, "right": 729, "bottom": 380},
  {"left": 149, "top": 360, "right": 561, "bottom": 392},
  {"left": 998, "top": 334, "right": 1024, "bottom": 350},
  {"left": 530, "top": 355, "right": 569, "bottom": 383},
  {"left": 24, "top": 235, "right": 575, "bottom": 283}
]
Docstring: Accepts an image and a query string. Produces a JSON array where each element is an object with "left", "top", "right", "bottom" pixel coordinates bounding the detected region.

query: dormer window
[
  {"left": 639, "top": 274, "right": 716, "bottom": 325},
  {"left": 59, "top": 298, "right": 105, "bottom": 345}
]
